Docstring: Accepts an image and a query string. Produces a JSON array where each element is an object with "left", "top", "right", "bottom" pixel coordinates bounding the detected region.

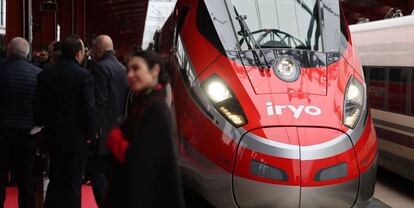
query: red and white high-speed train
[{"left": 154, "top": 0, "right": 379, "bottom": 207}]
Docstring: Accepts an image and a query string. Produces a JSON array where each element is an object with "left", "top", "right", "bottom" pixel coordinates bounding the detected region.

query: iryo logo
[{"left": 266, "top": 102, "right": 322, "bottom": 118}]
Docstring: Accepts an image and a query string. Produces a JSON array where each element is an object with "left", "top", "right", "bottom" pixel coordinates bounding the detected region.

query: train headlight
[
  {"left": 273, "top": 56, "right": 300, "bottom": 82},
  {"left": 205, "top": 81, "right": 232, "bottom": 103},
  {"left": 202, "top": 75, "right": 247, "bottom": 127},
  {"left": 343, "top": 76, "right": 365, "bottom": 129}
]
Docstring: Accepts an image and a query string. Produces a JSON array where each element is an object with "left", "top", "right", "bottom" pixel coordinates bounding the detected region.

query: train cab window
[
  {"left": 176, "top": 5, "right": 189, "bottom": 36},
  {"left": 366, "top": 67, "right": 386, "bottom": 110},
  {"left": 388, "top": 68, "right": 408, "bottom": 114},
  {"left": 228, "top": 0, "right": 323, "bottom": 51},
  {"left": 196, "top": 0, "right": 226, "bottom": 54},
  {"left": 339, "top": 7, "right": 350, "bottom": 48}
]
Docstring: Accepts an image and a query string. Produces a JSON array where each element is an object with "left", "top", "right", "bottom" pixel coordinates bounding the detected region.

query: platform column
[
  {"left": 32, "top": 0, "right": 57, "bottom": 50},
  {"left": 74, "top": 0, "right": 85, "bottom": 40},
  {"left": 5, "top": 0, "right": 29, "bottom": 44},
  {"left": 57, "top": 0, "right": 73, "bottom": 40},
  {"left": 57, "top": 0, "right": 85, "bottom": 41}
]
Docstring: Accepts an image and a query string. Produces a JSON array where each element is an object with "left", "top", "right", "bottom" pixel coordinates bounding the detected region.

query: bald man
[
  {"left": 0, "top": 37, "right": 41, "bottom": 208},
  {"left": 88, "top": 35, "right": 128, "bottom": 207}
]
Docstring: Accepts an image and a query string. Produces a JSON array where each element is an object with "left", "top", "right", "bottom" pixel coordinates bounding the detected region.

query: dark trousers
[
  {"left": 44, "top": 143, "right": 88, "bottom": 208},
  {"left": 0, "top": 129, "right": 37, "bottom": 208},
  {"left": 86, "top": 154, "right": 112, "bottom": 207}
]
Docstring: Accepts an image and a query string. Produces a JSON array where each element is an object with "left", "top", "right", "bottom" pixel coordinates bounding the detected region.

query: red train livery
[{"left": 154, "top": 0, "right": 378, "bottom": 207}]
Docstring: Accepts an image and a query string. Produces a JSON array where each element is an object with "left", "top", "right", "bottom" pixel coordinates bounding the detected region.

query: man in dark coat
[
  {"left": 0, "top": 37, "right": 41, "bottom": 208},
  {"left": 87, "top": 35, "right": 128, "bottom": 207},
  {"left": 34, "top": 35, "right": 97, "bottom": 208}
]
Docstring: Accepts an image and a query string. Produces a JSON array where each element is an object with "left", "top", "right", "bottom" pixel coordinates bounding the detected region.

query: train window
[
  {"left": 176, "top": 5, "right": 189, "bottom": 35},
  {"left": 388, "top": 68, "right": 408, "bottom": 114},
  {"left": 366, "top": 67, "right": 386, "bottom": 110},
  {"left": 322, "top": 0, "right": 349, "bottom": 52},
  {"left": 369, "top": 68, "right": 385, "bottom": 81},
  {"left": 228, "top": 0, "right": 323, "bottom": 51},
  {"left": 339, "top": 6, "right": 350, "bottom": 51},
  {"left": 389, "top": 68, "right": 402, "bottom": 82},
  {"left": 196, "top": 0, "right": 226, "bottom": 54},
  {"left": 176, "top": 35, "right": 196, "bottom": 88}
]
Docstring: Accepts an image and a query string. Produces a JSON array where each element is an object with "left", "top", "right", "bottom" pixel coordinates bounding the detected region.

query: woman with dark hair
[{"left": 104, "top": 50, "right": 185, "bottom": 208}]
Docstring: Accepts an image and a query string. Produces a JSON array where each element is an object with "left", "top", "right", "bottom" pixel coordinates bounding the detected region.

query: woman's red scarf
[{"left": 106, "top": 84, "right": 164, "bottom": 163}]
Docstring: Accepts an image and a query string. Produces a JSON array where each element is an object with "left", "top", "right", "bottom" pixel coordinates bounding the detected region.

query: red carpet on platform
[{"left": 5, "top": 186, "right": 98, "bottom": 208}]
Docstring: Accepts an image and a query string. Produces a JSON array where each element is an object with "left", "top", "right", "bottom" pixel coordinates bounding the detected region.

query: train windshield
[{"left": 228, "top": 0, "right": 322, "bottom": 51}]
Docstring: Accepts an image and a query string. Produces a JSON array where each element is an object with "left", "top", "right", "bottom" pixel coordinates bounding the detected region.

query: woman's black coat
[{"left": 104, "top": 88, "right": 185, "bottom": 208}]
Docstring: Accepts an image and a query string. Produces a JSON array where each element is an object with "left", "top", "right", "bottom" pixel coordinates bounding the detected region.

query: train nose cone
[
  {"left": 298, "top": 127, "right": 359, "bottom": 208},
  {"left": 233, "top": 127, "right": 359, "bottom": 208}
]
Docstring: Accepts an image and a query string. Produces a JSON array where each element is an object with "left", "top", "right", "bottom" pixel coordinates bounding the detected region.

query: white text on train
[{"left": 266, "top": 103, "right": 322, "bottom": 118}]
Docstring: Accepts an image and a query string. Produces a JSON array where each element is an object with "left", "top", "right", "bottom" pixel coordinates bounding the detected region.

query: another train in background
[{"left": 350, "top": 15, "right": 414, "bottom": 181}]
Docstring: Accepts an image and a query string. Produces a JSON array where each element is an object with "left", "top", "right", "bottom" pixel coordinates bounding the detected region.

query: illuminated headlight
[
  {"left": 202, "top": 75, "right": 247, "bottom": 127},
  {"left": 206, "top": 81, "right": 232, "bottom": 103},
  {"left": 273, "top": 57, "right": 300, "bottom": 82},
  {"left": 343, "top": 76, "right": 366, "bottom": 129}
]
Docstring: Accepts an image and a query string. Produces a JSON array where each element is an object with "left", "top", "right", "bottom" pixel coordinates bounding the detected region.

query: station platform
[
  {"left": 374, "top": 168, "right": 414, "bottom": 208},
  {"left": 4, "top": 169, "right": 412, "bottom": 208},
  {"left": 5, "top": 185, "right": 97, "bottom": 208}
]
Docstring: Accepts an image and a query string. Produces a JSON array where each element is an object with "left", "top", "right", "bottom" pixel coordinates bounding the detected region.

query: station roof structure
[
  {"left": 45, "top": 0, "right": 414, "bottom": 50},
  {"left": 86, "top": 0, "right": 150, "bottom": 51},
  {"left": 105, "top": 0, "right": 414, "bottom": 46},
  {"left": 86, "top": 0, "right": 176, "bottom": 50},
  {"left": 4, "top": 0, "right": 414, "bottom": 54}
]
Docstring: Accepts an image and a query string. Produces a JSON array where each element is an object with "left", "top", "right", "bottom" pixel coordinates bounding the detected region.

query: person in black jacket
[
  {"left": 34, "top": 35, "right": 97, "bottom": 208},
  {"left": 104, "top": 50, "right": 185, "bottom": 208},
  {"left": 0, "top": 37, "right": 41, "bottom": 208},
  {"left": 87, "top": 35, "right": 128, "bottom": 207}
]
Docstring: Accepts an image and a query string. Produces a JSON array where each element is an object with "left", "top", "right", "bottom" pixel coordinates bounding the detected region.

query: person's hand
[{"left": 106, "top": 128, "right": 129, "bottom": 163}]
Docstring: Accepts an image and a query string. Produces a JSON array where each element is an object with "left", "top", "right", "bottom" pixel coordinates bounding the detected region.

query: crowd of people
[{"left": 0, "top": 35, "right": 185, "bottom": 208}]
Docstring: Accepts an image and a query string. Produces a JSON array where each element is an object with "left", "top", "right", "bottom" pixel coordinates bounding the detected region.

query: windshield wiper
[{"left": 234, "top": 8, "right": 270, "bottom": 70}]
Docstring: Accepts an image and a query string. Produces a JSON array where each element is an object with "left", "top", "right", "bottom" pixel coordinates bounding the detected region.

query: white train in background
[{"left": 350, "top": 16, "right": 414, "bottom": 181}]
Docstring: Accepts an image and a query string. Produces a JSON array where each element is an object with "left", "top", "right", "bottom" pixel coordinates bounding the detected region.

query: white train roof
[{"left": 349, "top": 16, "right": 414, "bottom": 67}]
